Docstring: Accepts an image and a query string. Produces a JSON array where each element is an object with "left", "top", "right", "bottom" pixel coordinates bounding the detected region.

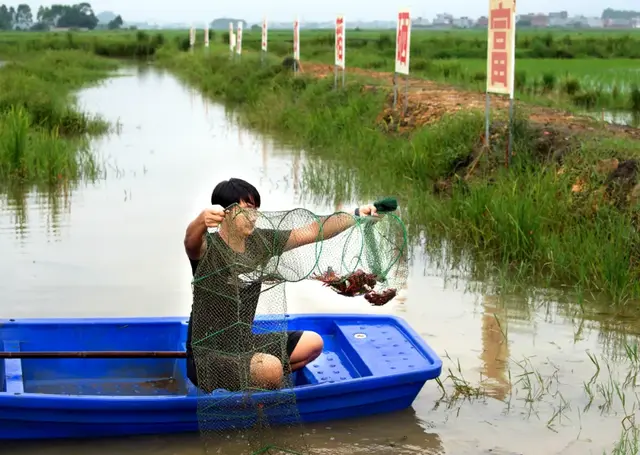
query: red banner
[
  {"left": 395, "top": 10, "right": 411, "bottom": 75},
  {"left": 487, "top": 0, "right": 515, "bottom": 95},
  {"left": 335, "top": 16, "right": 345, "bottom": 68}
]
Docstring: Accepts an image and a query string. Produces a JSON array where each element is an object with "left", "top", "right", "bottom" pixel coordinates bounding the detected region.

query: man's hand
[
  {"left": 185, "top": 205, "right": 226, "bottom": 260},
  {"left": 356, "top": 203, "right": 379, "bottom": 217},
  {"left": 202, "top": 205, "right": 226, "bottom": 228}
]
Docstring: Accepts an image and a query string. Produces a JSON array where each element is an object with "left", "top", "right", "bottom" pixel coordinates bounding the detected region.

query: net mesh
[{"left": 190, "top": 198, "right": 408, "bottom": 455}]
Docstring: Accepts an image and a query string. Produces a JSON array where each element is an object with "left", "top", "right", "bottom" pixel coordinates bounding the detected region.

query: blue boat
[{"left": 0, "top": 313, "right": 442, "bottom": 440}]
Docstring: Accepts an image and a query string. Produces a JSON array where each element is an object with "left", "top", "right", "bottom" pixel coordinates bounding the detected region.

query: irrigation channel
[{"left": 1, "top": 64, "right": 639, "bottom": 455}]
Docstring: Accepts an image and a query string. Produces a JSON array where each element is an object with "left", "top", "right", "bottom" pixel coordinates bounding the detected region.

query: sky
[{"left": 8, "top": 0, "right": 640, "bottom": 25}]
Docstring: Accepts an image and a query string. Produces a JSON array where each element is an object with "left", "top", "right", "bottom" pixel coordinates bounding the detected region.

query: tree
[
  {"left": 56, "top": 3, "right": 99, "bottom": 29},
  {"left": 0, "top": 4, "right": 12, "bottom": 29},
  {"left": 107, "top": 14, "right": 123, "bottom": 29},
  {"left": 33, "top": 3, "right": 99, "bottom": 29},
  {"left": 15, "top": 4, "right": 33, "bottom": 29}
]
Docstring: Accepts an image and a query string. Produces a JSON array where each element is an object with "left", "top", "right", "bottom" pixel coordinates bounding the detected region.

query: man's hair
[{"left": 211, "top": 178, "right": 261, "bottom": 209}]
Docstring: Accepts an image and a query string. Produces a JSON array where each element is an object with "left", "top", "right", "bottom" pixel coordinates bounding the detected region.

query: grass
[
  {"left": 159, "top": 50, "right": 640, "bottom": 307},
  {"left": 0, "top": 50, "right": 117, "bottom": 186},
  {"left": 233, "top": 28, "right": 640, "bottom": 115},
  {"left": 401, "top": 58, "right": 640, "bottom": 113},
  {"left": 0, "top": 30, "right": 170, "bottom": 59},
  {"left": 1, "top": 28, "right": 639, "bottom": 114}
]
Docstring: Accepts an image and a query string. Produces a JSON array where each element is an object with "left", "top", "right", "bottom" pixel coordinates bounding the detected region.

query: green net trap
[{"left": 190, "top": 198, "right": 408, "bottom": 454}]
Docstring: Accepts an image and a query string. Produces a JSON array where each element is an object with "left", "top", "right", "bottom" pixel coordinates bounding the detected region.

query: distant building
[
  {"left": 413, "top": 17, "right": 431, "bottom": 27},
  {"left": 432, "top": 13, "right": 453, "bottom": 26},
  {"left": 452, "top": 17, "right": 473, "bottom": 28},
  {"left": 531, "top": 14, "right": 549, "bottom": 27},
  {"left": 429, "top": 10, "right": 637, "bottom": 31},
  {"left": 604, "top": 18, "right": 634, "bottom": 28},
  {"left": 51, "top": 27, "right": 90, "bottom": 32},
  {"left": 548, "top": 11, "right": 569, "bottom": 27}
]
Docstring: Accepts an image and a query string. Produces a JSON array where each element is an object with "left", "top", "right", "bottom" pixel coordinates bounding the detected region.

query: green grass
[
  {"left": 0, "top": 30, "right": 170, "bottom": 58},
  {"left": 244, "top": 29, "right": 640, "bottom": 114},
  {"left": 1, "top": 28, "right": 639, "bottom": 114},
  {"left": 159, "top": 50, "right": 640, "bottom": 307},
  {"left": 0, "top": 50, "right": 117, "bottom": 186}
]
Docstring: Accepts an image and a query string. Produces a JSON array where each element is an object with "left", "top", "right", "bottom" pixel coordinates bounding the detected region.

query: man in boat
[{"left": 183, "top": 178, "right": 378, "bottom": 392}]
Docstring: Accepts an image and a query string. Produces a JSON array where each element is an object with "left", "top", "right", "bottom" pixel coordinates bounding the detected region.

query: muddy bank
[{"left": 301, "top": 62, "right": 640, "bottom": 140}]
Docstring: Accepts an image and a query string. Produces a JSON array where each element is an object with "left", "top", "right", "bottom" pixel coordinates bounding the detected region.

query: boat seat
[
  {"left": 301, "top": 349, "right": 355, "bottom": 385},
  {"left": 335, "top": 322, "right": 430, "bottom": 376}
]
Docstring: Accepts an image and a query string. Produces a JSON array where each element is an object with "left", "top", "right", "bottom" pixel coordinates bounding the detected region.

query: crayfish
[{"left": 312, "top": 267, "right": 397, "bottom": 306}]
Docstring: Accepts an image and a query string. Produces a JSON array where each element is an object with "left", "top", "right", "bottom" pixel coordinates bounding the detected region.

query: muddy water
[{"left": 1, "top": 65, "right": 639, "bottom": 455}]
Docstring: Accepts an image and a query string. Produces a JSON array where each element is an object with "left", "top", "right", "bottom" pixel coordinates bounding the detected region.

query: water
[
  {"left": 589, "top": 109, "right": 640, "bottom": 128},
  {"left": 2, "top": 65, "right": 639, "bottom": 455}
]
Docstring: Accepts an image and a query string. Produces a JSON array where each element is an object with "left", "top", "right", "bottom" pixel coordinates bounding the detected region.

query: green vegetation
[
  {"left": 234, "top": 28, "right": 640, "bottom": 115},
  {"left": 0, "top": 50, "right": 116, "bottom": 186},
  {"left": 4, "top": 27, "right": 638, "bottom": 114},
  {"left": 21, "top": 26, "right": 633, "bottom": 115},
  {"left": 0, "top": 30, "right": 169, "bottom": 58},
  {"left": 161, "top": 50, "right": 640, "bottom": 306}
]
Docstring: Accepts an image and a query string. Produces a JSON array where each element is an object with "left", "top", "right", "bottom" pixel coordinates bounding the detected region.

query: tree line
[{"left": 0, "top": 3, "right": 123, "bottom": 31}]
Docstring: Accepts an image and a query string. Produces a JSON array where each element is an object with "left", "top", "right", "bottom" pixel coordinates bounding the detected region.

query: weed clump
[{"left": 0, "top": 50, "right": 112, "bottom": 185}]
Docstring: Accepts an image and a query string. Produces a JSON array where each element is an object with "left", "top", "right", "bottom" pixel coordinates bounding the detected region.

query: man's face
[{"left": 229, "top": 200, "right": 258, "bottom": 237}]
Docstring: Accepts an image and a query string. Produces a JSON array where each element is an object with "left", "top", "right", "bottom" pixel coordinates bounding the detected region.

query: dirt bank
[{"left": 300, "top": 62, "right": 640, "bottom": 142}]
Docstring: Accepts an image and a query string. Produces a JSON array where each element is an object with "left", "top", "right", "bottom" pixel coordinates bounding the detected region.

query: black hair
[{"left": 210, "top": 178, "right": 261, "bottom": 209}]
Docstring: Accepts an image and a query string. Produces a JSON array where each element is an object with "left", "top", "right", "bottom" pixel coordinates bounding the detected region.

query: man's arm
[
  {"left": 284, "top": 211, "right": 363, "bottom": 251},
  {"left": 184, "top": 212, "right": 208, "bottom": 260},
  {"left": 184, "top": 206, "right": 227, "bottom": 260}
]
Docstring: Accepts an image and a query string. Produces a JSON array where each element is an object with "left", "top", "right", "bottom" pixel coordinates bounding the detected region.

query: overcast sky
[{"left": 11, "top": 0, "right": 639, "bottom": 24}]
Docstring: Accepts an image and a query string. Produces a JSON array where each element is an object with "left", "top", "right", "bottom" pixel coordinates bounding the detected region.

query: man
[{"left": 184, "top": 178, "right": 378, "bottom": 393}]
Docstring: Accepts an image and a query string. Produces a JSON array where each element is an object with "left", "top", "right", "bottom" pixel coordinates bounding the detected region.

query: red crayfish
[{"left": 312, "top": 267, "right": 397, "bottom": 306}]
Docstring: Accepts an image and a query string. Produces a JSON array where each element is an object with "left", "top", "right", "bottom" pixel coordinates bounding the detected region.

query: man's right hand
[{"left": 202, "top": 205, "right": 226, "bottom": 228}]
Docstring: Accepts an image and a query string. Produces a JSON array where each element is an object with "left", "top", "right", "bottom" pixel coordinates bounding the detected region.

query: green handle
[{"left": 373, "top": 197, "right": 398, "bottom": 214}]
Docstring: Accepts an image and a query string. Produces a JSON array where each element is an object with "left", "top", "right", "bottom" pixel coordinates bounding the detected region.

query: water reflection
[
  {"left": 0, "top": 181, "right": 79, "bottom": 241},
  {"left": 479, "top": 294, "right": 511, "bottom": 400},
  {"left": 1, "top": 66, "right": 640, "bottom": 454},
  {"left": 591, "top": 109, "right": 640, "bottom": 127},
  {"left": 3, "top": 409, "right": 444, "bottom": 455}
]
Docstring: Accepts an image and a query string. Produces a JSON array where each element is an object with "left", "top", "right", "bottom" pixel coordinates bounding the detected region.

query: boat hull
[{"left": 0, "top": 313, "right": 442, "bottom": 440}]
